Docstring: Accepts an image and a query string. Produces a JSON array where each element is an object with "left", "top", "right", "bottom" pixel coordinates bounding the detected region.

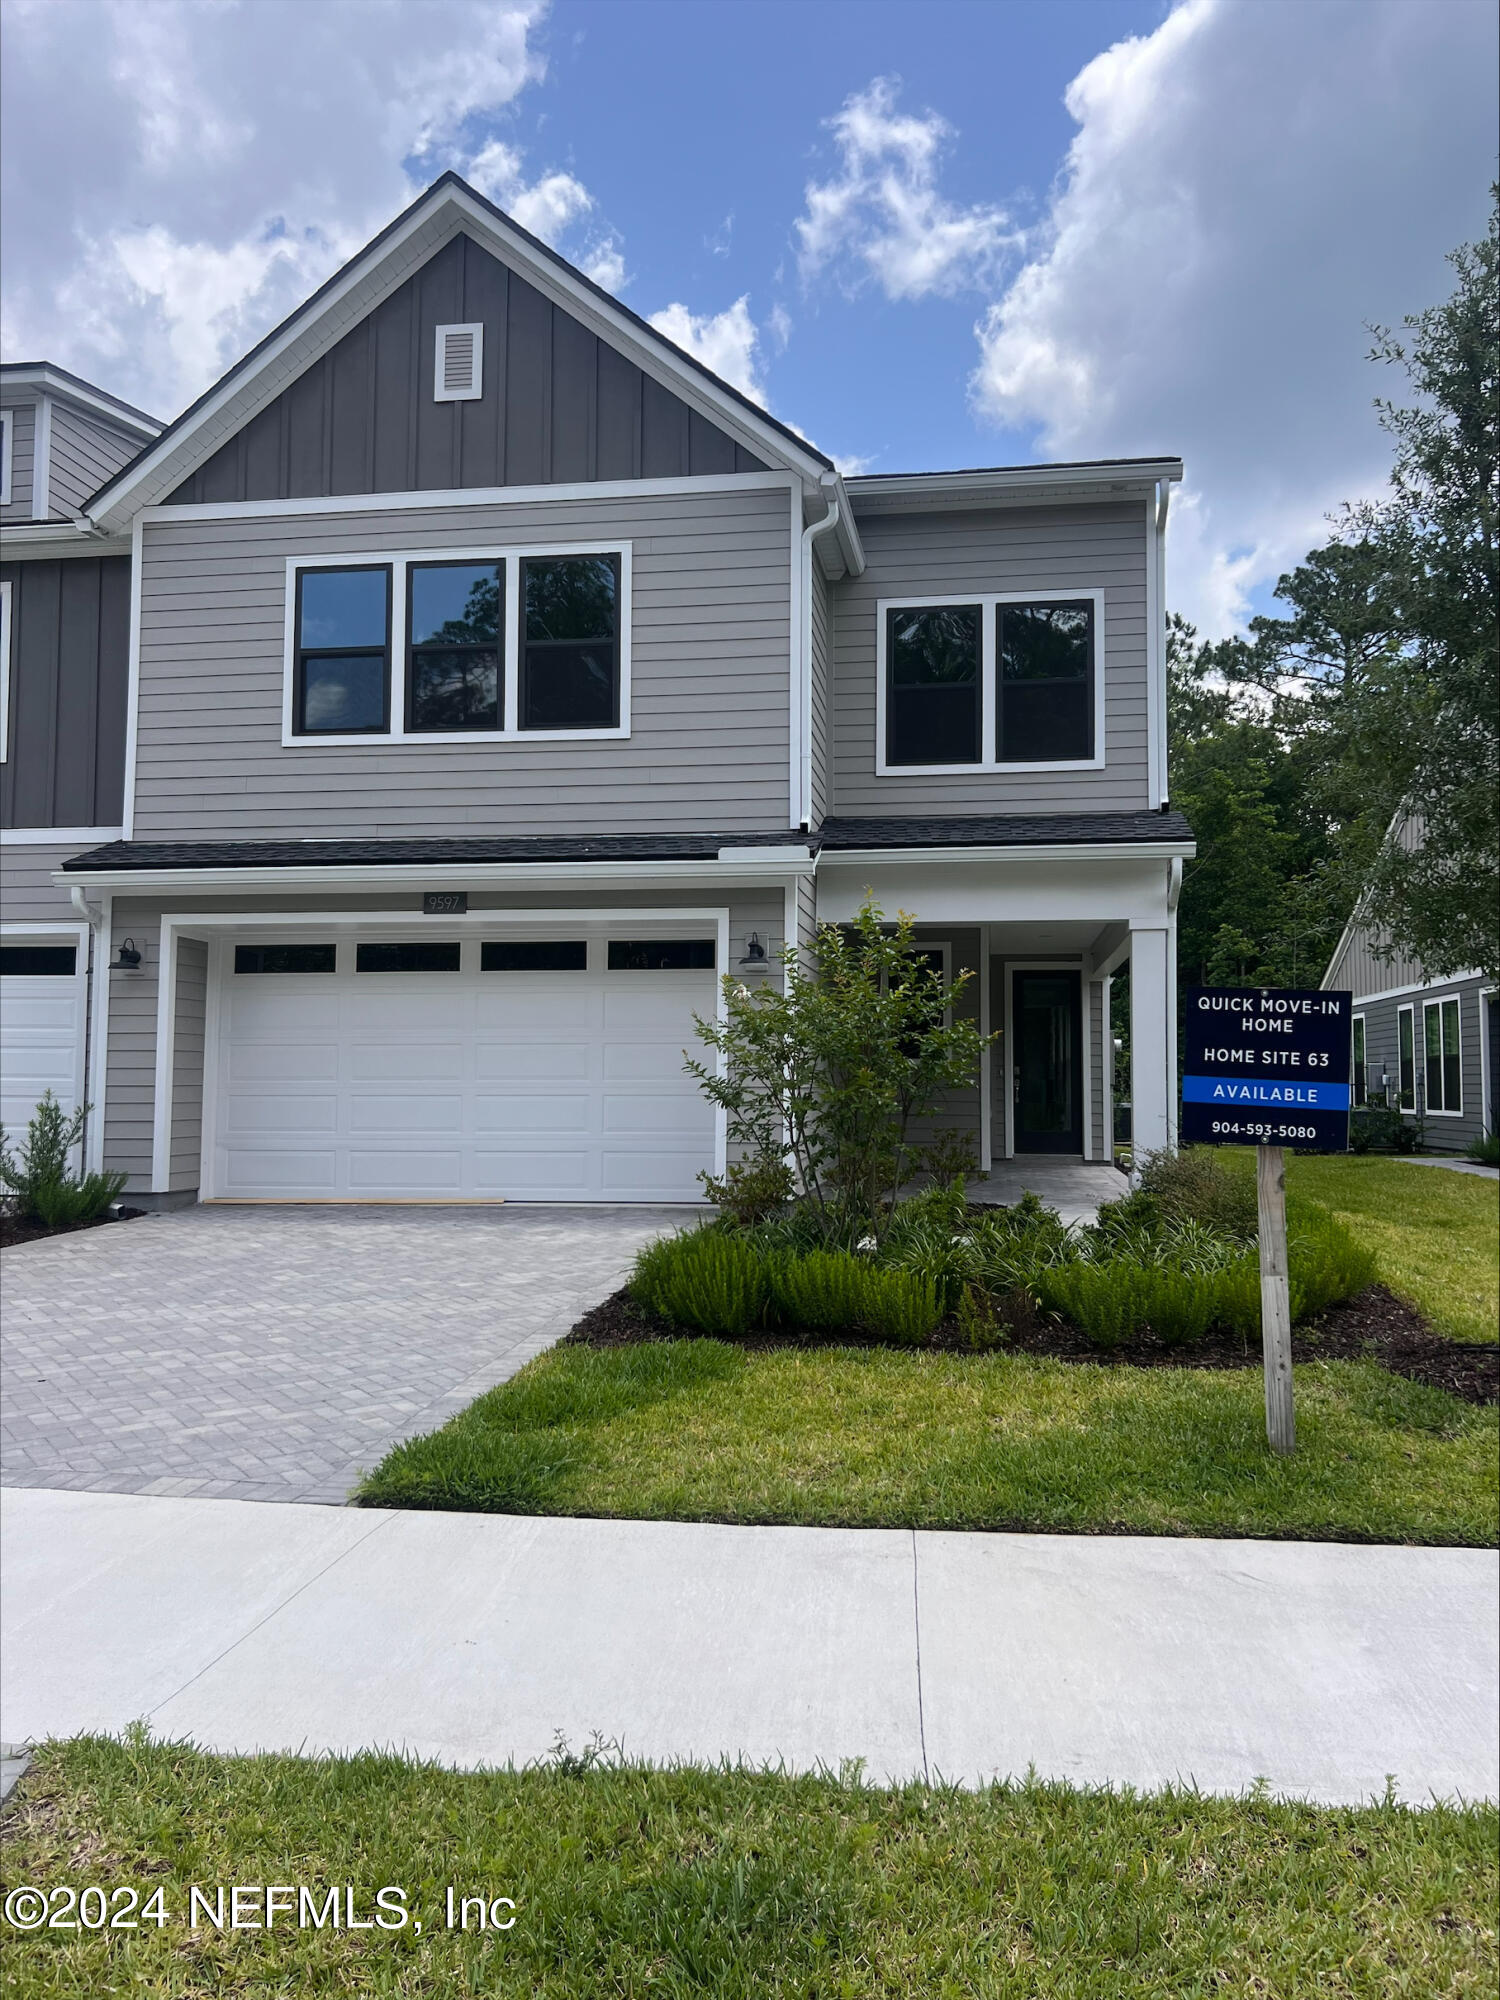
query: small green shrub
[
  {"left": 630, "top": 1230, "right": 770, "bottom": 1337},
  {"left": 698, "top": 1154, "right": 795, "bottom": 1226},
  {"left": 1391, "top": 1118, "right": 1422, "bottom": 1154},
  {"left": 1350, "top": 1107, "right": 1404, "bottom": 1153},
  {"left": 1286, "top": 1201, "right": 1379, "bottom": 1320},
  {"left": 1130, "top": 1146, "right": 1258, "bottom": 1240},
  {"left": 0, "top": 1091, "right": 125, "bottom": 1226},
  {"left": 767, "top": 1247, "right": 877, "bottom": 1329},
  {"left": 29, "top": 1172, "right": 130, "bottom": 1229},
  {"left": 1465, "top": 1130, "right": 1500, "bottom": 1167},
  {"left": 859, "top": 1266, "right": 944, "bottom": 1344}
]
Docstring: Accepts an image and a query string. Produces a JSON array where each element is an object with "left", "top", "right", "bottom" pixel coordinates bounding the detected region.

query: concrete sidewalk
[{"left": 4, "top": 1488, "right": 1495, "bottom": 1805}]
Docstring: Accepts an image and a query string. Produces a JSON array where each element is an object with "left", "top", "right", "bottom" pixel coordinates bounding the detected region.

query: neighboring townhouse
[
  {"left": 0, "top": 172, "right": 1193, "bottom": 1206},
  {"left": 1322, "top": 820, "right": 1496, "bottom": 1153}
]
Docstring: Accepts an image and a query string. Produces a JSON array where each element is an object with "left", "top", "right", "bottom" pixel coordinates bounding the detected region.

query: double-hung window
[
  {"left": 1352, "top": 1015, "right": 1367, "bottom": 1107},
  {"left": 1397, "top": 1005, "right": 1416, "bottom": 1111},
  {"left": 286, "top": 547, "right": 627, "bottom": 743},
  {"left": 878, "top": 591, "right": 1103, "bottom": 774},
  {"left": 293, "top": 566, "right": 391, "bottom": 735},
  {"left": 1423, "top": 996, "right": 1462, "bottom": 1114}
]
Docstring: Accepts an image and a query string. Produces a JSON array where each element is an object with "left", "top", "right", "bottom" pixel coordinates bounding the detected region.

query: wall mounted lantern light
[
  {"left": 112, "top": 937, "right": 143, "bottom": 970},
  {"left": 737, "top": 931, "right": 768, "bottom": 968}
]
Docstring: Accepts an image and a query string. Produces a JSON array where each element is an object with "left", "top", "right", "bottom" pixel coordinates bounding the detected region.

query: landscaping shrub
[
  {"left": 1286, "top": 1202, "right": 1379, "bottom": 1321},
  {"left": 767, "top": 1247, "right": 877, "bottom": 1329},
  {"left": 0, "top": 1091, "right": 126, "bottom": 1226},
  {"left": 1129, "top": 1145, "right": 1259, "bottom": 1240},
  {"left": 1465, "top": 1130, "right": 1500, "bottom": 1167},
  {"left": 630, "top": 1230, "right": 770, "bottom": 1337},
  {"left": 698, "top": 1153, "right": 795, "bottom": 1226}
]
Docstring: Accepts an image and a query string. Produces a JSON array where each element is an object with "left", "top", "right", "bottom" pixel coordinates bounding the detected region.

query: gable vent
[{"left": 434, "top": 322, "right": 484, "bottom": 402}]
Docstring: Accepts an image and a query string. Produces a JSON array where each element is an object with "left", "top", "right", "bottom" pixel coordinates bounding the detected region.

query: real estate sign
[{"left": 1181, "top": 987, "right": 1353, "bottom": 1152}]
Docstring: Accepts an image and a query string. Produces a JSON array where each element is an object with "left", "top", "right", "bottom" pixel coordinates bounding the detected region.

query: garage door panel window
[
  {"left": 521, "top": 556, "right": 619, "bottom": 732},
  {"left": 234, "top": 943, "right": 337, "bottom": 975},
  {"left": 355, "top": 941, "right": 462, "bottom": 974},
  {"left": 294, "top": 567, "right": 391, "bottom": 735},
  {"left": 408, "top": 561, "right": 502, "bottom": 733},
  {"left": 481, "top": 940, "right": 588, "bottom": 971},
  {"left": 607, "top": 939, "right": 715, "bottom": 970},
  {"left": 0, "top": 945, "right": 77, "bottom": 976}
]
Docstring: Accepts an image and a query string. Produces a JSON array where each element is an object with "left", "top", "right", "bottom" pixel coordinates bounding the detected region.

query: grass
[
  {"left": 4, "top": 1735, "right": 1495, "bottom": 1997},
  {"left": 357, "top": 1340, "right": 1498, "bottom": 1546},
  {"left": 1221, "top": 1151, "right": 1499, "bottom": 1344}
]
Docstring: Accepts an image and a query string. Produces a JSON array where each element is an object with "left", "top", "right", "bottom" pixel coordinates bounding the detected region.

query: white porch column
[{"left": 1130, "top": 926, "right": 1172, "bottom": 1158}]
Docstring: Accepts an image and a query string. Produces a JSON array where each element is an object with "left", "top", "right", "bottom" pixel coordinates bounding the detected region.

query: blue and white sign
[{"left": 1181, "top": 986, "right": 1352, "bottom": 1151}]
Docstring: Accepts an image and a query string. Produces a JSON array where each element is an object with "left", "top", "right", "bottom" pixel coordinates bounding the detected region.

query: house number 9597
[{"left": 422, "top": 893, "right": 467, "bottom": 915}]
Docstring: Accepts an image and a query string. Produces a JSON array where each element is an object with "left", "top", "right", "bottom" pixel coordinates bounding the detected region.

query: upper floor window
[
  {"left": 877, "top": 589, "right": 1103, "bottom": 776},
  {"left": 284, "top": 545, "right": 630, "bottom": 746}
]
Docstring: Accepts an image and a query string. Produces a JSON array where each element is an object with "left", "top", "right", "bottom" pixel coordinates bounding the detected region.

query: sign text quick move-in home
[{"left": 1181, "top": 987, "right": 1352, "bottom": 1152}]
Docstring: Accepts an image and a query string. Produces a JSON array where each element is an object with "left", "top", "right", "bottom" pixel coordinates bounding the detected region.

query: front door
[{"left": 1012, "top": 970, "right": 1083, "bottom": 1154}]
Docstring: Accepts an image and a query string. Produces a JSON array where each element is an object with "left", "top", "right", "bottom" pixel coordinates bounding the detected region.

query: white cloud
[
  {"left": 795, "top": 77, "right": 1016, "bottom": 301},
  {"left": 647, "top": 296, "right": 767, "bottom": 404},
  {"left": 0, "top": 0, "right": 605, "bottom": 417},
  {"left": 970, "top": 0, "right": 1497, "bottom": 634}
]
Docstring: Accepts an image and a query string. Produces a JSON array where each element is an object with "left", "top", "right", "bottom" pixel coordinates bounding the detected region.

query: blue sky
[{"left": 2, "top": 0, "right": 1494, "bottom": 633}]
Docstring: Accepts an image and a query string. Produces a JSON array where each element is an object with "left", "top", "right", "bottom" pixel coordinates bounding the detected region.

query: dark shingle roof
[{"left": 59, "top": 811, "right": 1192, "bottom": 873}]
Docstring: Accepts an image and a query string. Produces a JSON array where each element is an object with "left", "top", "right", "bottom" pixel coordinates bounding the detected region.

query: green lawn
[
  {"left": 358, "top": 1340, "right": 1498, "bottom": 1546},
  {"left": 1224, "top": 1151, "right": 1499, "bottom": 1344},
  {"left": 4, "top": 1736, "right": 1494, "bottom": 1998}
]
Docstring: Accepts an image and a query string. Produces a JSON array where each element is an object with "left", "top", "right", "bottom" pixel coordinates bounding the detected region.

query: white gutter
[
  {"left": 797, "top": 479, "right": 846, "bottom": 829},
  {"left": 818, "top": 840, "right": 1196, "bottom": 868},
  {"left": 54, "top": 851, "right": 819, "bottom": 897}
]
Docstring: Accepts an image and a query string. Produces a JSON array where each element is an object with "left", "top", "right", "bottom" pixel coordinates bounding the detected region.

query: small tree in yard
[
  {"left": 686, "top": 900, "right": 989, "bottom": 1228},
  {"left": 0, "top": 1090, "right": 127, "bottom": 1229}
]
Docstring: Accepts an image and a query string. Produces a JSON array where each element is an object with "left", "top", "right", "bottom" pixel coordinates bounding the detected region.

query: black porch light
[
  {"left": 113, "top": 937, "right": 142, "bottom": 970},
  {"left": 737, "top": 930, "right": 768, "bottom": 968}
]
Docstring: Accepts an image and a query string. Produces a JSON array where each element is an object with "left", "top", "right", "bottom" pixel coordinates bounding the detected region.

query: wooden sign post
[
  {"left": 1181, "top": 986, "right": 1353, "bottom": 1458},
  {"left": 1256, "top": 1144, "right": 1295, "bottom": 1455}
]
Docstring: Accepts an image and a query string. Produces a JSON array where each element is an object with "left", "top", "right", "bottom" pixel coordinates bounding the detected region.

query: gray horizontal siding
[
  {"left": 2, "top": 401, "right": 36, "bottom": 523},
  {"left": 133, "top": 485, "right": 793, "bottom": 839},
  {"left": 831, "top": 502, "right": 1151, "bottom": 816},
  {"left": 0, "top": 557, "right": 130, "bottom": 828},
  {"left": 1356, "top": 975, "right": 1492, "bottom": 1153},
  {"left": 47, "top": 405, "right": 146, "bottom": 519},
  {"left": 0, "top": 842, "right": 90, "bottom": 921},
  {"left": 100, "top": 882, "right": 790, "bottom": 1191},
  {"left": 167, "top": 232, "right": 765, "bottom": 506}
]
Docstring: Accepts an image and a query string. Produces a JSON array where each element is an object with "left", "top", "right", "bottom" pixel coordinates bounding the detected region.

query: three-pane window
[
  {"left": 289, "top": 552, "right": 624, "bottom": 740},
  {"left": 882, "top": 594, "right": 1100, "bottom": 770}
]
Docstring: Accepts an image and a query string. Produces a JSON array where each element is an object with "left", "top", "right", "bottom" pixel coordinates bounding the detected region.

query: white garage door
[
  {"left": 210, "top": 934, "right": 718, "bottom": 1201},
  {"left": 0, "top": 936, "right": 87, "bottom": 1144}
]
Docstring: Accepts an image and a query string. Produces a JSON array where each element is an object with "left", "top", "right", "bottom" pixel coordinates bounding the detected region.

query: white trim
[
  {"left": 32, "top": 395, "right": 52, "bottom": 522},
  {"left": 0, "top": 366, "right": 161, "bottom": 438},
  {"left": 87, "top": 897, "right": 111, "bottom": 1171},
  {"left": 788, "top": 486, "right": 803, "bottom": 828},
  {"left": 0, "top": 918, "right": 90, "bottom": 1169},
  {"left": 1397, "top": 1002, "right": 1416, "bottom": 1113},
  {"left": 1101, "top": 973, "right": 1114, "bottom": 1161},
  {"left": 141, "top": 468, "right": 797, "bottom": 525},
  {"left": 150, "top": 923, "right": 180, "bottom": 1191},
  {"left": 180, "top": 903, "right": 732, "bottom": 1198},
  {"left": 1, "top": 825, "right": 124, "bottom": 846},
  {"left": 847, "top": 461, "right": 1183, "bottom": 512},
  {"left": 433, "top": 322, "right": 484, "bottom": 402},
  {"left": 1348, "top": 970, "right": 1484, "bottom": 1008},
  {"left": 1480, "top": 988, "right": 1496, "bottom": 1137},
  {"left": 123, "top": 515, "right": 142, "bottom": 839},
  {"left": 796, "top": 486, "right": 843, "bottom": 829},
  {"left": 873, "top": 589, "right": 1108, "bottom": 777},
  {"left": 56, "top": 853, "right": 816, "bottom": 897},
  {"left": 1080, "top": 973, "right": 1094, "bottom": 1161},
  {"left": 0, "top": 577, "right": 10, "bottom": 764},
  {"left": 1145, "top": 492, "right": 1164, "bottom": 808},
  {"left": 0, "top": 525, "right": 131, "bottom": 561},
  {"left": 819, "top": 839, "right": 1195, "bottom": 869},
  {"left": 978, "top": 922, "right": 992, "bottom": 1171},
  {"left": 0, "top": 409, "right": 11, "bottom": 507},
  {"left": 1422, "top": 993, "right": 1464, "bottom": 1117},
  {"left": 281, "top": 541, "right": 632, "bottom": 747}
]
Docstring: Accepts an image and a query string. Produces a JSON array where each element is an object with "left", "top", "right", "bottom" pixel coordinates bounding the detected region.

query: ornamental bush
[
  {"left": 630, "top": 1230, "right": 769, "bottom": 1337},
  {"left": 0, "top": 1091, "right": 126, "bottom": 1227}
]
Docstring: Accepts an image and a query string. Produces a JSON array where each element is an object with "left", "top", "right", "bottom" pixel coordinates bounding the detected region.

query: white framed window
[
  {"left": 434, "top": 323, "right": 484, "bottom": 402},
  {"left": 1352, "top": 1013, "right": 1367, "bottom": 1107},
  {"left": 1423, "top": 995, "right": 1463, "bottom": 1115},
  {"left": 1397, "top": 1003, "right": 1416, "bottom": 1111},
  {"left": 874, "top": 589, "right": 1106, "bottom": 776},
  {"left": 281, "top": 543, "right": 631, "bottom": 746},
  {"left": 0, "top": 576, "right": 11, "bottom": 764},
  {"left": 0, "top": 410, "right": 12, "bottom": 506}
]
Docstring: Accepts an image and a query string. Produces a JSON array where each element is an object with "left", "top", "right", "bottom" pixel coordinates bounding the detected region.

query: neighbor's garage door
[
  {"left": 210, "top": 934, "right": 717, "bottom": 1201},
  {"left": 0, "top": 937, "right": 87, "bottom": 1141}
]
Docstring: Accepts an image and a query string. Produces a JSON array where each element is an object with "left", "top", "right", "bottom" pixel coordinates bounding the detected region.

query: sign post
[{"left": 1181, "top": 986, "right": 1353, "bottom": 1456}]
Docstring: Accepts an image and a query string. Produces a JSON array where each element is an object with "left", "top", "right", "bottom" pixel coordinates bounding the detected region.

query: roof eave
[
  {"left": 0, "top": 363, "right": 163, "bottom": 438},
  {"left": 846, "top": 459, "right": 1184, "bottom": 515}
]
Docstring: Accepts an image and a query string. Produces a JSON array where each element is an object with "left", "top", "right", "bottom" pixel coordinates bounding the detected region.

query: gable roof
[
  {"left": 84, "top": 172, "right": 840, "bottom": 534},
  {"left": 0, "top": 361, "right": 162, "bottom": 438}
]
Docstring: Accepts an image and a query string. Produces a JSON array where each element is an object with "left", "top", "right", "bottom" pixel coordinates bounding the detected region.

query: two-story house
[{"left": 1, "top": 173, "right": 1192, "bottom": 1206}]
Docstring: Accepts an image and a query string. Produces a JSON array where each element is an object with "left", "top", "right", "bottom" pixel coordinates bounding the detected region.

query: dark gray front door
[{"left": 1013, "top": 970, "right": 1083, "bottom": 1154}]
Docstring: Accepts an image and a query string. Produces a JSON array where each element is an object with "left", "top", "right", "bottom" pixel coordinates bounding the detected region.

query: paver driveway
[{"left": 1, "top": 1205, "right": 683, "bottom": 1504}]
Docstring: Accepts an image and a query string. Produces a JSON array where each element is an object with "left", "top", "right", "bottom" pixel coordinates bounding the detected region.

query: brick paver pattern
[{"left": 1, "top": 1205, "right": 682, "bottom": 1505}]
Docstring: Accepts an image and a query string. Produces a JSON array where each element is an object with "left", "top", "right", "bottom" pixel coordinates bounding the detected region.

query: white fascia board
[
  {"left": 87, "top": 185, "right": 833, "bottom": 533},
  {"left": 846, "top": 462, "right": 1184, "bottom": 515},
  {"left": 2, "top": 826, "right": 126, "bottom": 846},
  {"left": 0, "top": 524, "right": 131, "bottom": 560},
  {"left": 54, "top": 854, "right": 820, "bottom": 897},
  {"left": 0, "top": 366, "right": 161, "bottom": 438},
  {"left": 1348, "top": 970, "right": 1484, "bottom": 1008},
  {"left": 819, "top": 840, "right": 1195, "bottom": 868}
]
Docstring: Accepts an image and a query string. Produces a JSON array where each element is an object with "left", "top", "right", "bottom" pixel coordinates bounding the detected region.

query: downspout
[
  {"left": 70, "top": 884, "right": 111, "bottom": 1173},
  {"left": 1155, "top": 479, "right": 1171, "bottom": 808},
  {"left": 1166, "top": 855, "right": 1182, "bottom": 1148},
  {"left": 798, "top": 476, "right": 843, "bottom": 831}
]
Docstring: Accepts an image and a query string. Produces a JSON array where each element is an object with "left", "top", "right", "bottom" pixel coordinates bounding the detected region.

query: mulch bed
[
  {"left": 0, "top": 1206, "right": 147, "bottom": 1250},
  {"left": 566, "top": 1282, "right": 1498, "bottom": 1406}
]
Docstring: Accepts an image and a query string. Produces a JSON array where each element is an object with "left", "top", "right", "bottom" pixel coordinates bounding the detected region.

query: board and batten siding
[
  {"left": 831, "top": 502, "right": 1151, "bottom": 816},
  {"left": 165, "top": 231, "right": 765, "bottom": 507},
  {"left": 132, "top": 483, "right": 793, "bottom": 840},
  {"left": 0, "top": 557, "right": 131, "bottom": 829},
  {"left": 47, "top": 406, "right": 147, "bottom": 520},
  {"left": 2, "top": 402, "right": 37, "bottom": 523},
  {"left": 100, "top": 883, "right": 789, "bottom": 1190}
]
